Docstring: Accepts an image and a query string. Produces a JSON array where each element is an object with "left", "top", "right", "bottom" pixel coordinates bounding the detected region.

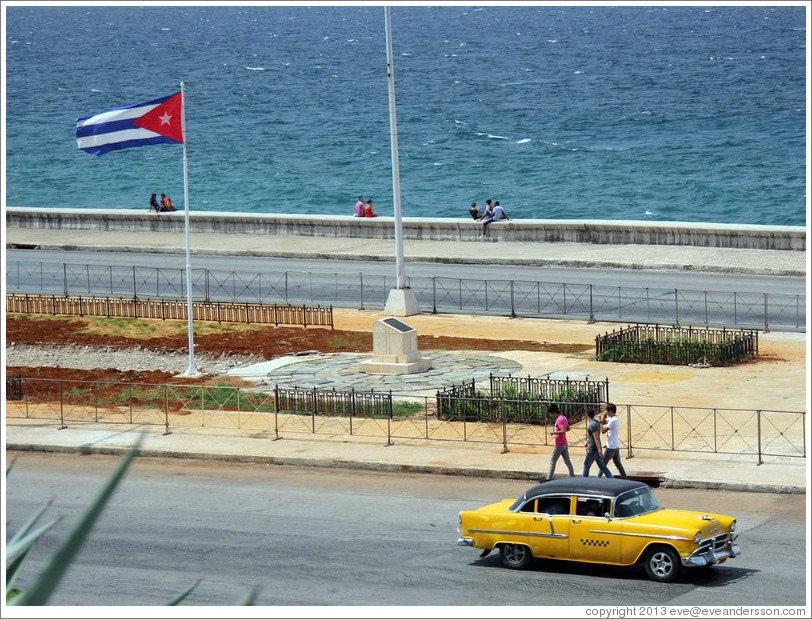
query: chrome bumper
[
  {"left": 682, "top": 543, "right": 741, "bottom": 568},
  {"left": 457, "top": 526, "right": 473, "bottom": 546}
]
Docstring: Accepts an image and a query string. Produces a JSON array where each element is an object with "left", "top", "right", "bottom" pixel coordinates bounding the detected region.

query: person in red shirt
[
  {"left": 542, "top": 403, "right": 576, "bottom": 482},
  {"left": 159, "top": 194, "right": 175, "bottom": 212},
  {"left": 364, "top": 199, "right": 378, "bottom": 217}
]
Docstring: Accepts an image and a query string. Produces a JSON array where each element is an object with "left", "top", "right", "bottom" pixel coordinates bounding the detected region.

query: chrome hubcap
[
  {"left": 651, "top": 552, "right": 675, "bottom": 577},
  {"left": 505, "top": 545, "right": 526, "bottom": 564}
]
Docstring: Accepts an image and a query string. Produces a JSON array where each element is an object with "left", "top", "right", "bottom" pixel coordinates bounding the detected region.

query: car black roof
[{"left": 510, "top": 478, "right": 650, "bottom": 510}]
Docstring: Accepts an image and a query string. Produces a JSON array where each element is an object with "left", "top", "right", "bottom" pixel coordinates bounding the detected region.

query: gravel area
[{"left": 5, "top": 343, "right": 266, "bottom": 376}]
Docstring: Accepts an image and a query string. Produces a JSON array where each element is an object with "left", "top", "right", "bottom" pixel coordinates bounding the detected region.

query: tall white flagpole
[
  {"left": 385, "top": 6, "right": 406, "bottom": 290},
  {"left": 383, "top": 6, "right": 419, "bottom": 316},
  {"left": 180, "top": 81, "right": 198, "bottom": 376}
]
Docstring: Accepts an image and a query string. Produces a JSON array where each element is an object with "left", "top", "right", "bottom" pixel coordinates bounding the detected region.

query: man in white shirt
[{"left": 598, "top": 402, "right": 628, "bottom": 479}]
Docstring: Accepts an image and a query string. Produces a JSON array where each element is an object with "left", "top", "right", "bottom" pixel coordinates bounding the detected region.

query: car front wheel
[
  {"left": 645, "top": 546, "right": 681, "bottom": 583},
  {"left": 500, "top": 543, "right": 533, "bottom": 569}
]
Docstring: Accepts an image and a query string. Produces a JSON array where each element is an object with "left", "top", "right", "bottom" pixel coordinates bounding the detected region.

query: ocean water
[{"left": 4, "top": 4, "right": 807, "bottom": 225}]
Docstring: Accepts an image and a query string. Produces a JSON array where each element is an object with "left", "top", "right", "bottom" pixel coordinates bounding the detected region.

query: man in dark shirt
[{"left": 582, "top": 409, "right": 614, "bottom": 477}]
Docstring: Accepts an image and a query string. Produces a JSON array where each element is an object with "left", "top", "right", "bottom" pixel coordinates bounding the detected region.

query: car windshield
[{"left": 613, "top": 487, "right": 662, "bottom": 518}]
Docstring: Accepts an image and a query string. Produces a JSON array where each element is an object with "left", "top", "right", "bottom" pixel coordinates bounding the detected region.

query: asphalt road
[{"left": 5, "top": 452, "right": 807, "bottom": 607}]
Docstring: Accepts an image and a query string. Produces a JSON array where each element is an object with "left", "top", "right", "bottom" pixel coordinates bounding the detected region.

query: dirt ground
[{"left": 5, "top": 315, "right": 589, "bottom": 386}]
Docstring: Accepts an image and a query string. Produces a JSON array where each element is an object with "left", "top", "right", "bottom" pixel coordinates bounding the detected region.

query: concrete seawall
[{"left": 5, "top": 207, "right": 806, "bottom": 250}]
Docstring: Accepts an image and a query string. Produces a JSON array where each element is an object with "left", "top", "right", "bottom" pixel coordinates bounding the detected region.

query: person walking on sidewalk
[
  {"left": 598, "top": 402, "right": 627, "bottom": 479},
  {"left": 583, "top": 409, "right": 613, "bottom": 478},
  {"left": 542, "top": 403, "right": 575, "bottom": 482}
]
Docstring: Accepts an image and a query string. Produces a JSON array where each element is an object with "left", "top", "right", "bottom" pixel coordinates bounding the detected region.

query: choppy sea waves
[{"left": 4, "top": 5, "right": 806, "bottom": 225}]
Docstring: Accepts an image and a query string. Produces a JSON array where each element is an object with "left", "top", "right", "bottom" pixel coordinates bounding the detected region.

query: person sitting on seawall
[
  {"left": 480, "top": 200, "right": 510, "bottom": 238},
  {"left": 479, "top": 199, "right": 493, "bottom": 221},
  {"left": 354, "top": 195, "right": 365, "bottom": 217},
  {"left": 469, "top": 202, "right": 480, "bottom": 220},
  {"left": 364, "top": 199, "right": 378, "bottom": 218},
  {"left": 159, "top": 194, "right": 176, "bottom": 212},
  {"left": 149, "top": 193, "right": 160, "bottom": 213}
]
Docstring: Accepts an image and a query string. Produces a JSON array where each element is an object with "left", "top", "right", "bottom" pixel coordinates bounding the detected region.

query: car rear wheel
[
  {"left": 500, "top": 543, "right": 533, "bottom": 570},
  {"left": 645, "top": 546, "right": 681, "bottom": 583}
]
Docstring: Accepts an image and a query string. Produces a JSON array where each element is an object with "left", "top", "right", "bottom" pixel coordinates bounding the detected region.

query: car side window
[
  {"left": 519, "top": 499, "right": 536, "bottom": 513},
  {"left": 536, "top": 497, "right": 570, "bottom": 515},
  {"left": 576, "top": 497, "right": 609, "bottom": 517}
]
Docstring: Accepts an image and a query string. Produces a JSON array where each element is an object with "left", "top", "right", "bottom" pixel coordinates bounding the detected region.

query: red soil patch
[{"left": 6, "top": 316, "right": 590, "bottom": 385}]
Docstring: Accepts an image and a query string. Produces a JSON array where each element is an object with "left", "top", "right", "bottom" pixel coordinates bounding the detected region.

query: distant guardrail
[
  {"left": 5, "top": 294, "right": 333, "bottom": 328},
  {"left": 5, "top": 259, "right": 806, "bottom": 332}
]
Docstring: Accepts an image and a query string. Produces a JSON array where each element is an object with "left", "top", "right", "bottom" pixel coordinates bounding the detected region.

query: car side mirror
[{"left": 604, "top": 513, "right": 611, "bottom": 520}]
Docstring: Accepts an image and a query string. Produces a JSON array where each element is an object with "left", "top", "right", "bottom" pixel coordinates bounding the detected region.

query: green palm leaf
[{"left": 9, "top": 437, "right": 142, "bottom": 606}]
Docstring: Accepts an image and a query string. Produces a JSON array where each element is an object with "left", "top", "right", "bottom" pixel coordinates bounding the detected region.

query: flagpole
[
  {"left": 385, "top": 6, "right": 406, "bottom": 290},
  {"left": 180, "top": 81, "right": 198, "bottom": 376},
  {"left": 383, "top": 6, "right": 419, "bottom": 316}
]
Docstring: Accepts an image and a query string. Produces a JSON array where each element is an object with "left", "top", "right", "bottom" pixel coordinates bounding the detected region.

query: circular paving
[{"left": 228, "top": 351, "right": 524, "bottom": 396}]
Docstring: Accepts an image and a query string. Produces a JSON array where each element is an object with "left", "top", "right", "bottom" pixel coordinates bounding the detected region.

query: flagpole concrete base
[
  {"left": 179, "top": 363, "right": 202, "bottom": 378},
  {"left": 384, "top": 287, "right": 420, "bottom": 317}
]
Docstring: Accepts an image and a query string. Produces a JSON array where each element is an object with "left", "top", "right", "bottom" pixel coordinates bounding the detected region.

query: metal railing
[
  {"left": 6, "top": 377, "right": 804, "bottom": 464},
  {"left": 5, "top": 294, "right": 333, "bottom": 328},
  {"left": 6, "top": 260, "right": 806, "bottom": 331}
]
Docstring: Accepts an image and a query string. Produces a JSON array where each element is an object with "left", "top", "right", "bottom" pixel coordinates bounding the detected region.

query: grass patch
[
  {"left": 323, "top": 332, "right": 372, "bottom": 352},
  {"left": 392, "top": 401, "right": 425, "bottom": 417},
  {"left": 76, "top": 316, "right": 266, "bottom": 340}
]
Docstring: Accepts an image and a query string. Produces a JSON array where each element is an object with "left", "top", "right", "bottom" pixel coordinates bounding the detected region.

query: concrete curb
[{"left": 8, "top": 442, "right": 804, "bottom": 494}]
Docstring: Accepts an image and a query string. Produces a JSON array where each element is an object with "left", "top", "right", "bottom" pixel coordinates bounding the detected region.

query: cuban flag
[{"left": 76, "top": 91, "right": 183, "bottom": 156}]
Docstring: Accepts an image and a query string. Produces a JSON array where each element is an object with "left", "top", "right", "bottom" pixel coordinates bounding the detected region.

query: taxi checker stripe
[{"left": 581, "top": 539, "right": 610, "bottom": 546}]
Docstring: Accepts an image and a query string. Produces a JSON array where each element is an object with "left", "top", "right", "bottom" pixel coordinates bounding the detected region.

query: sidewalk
[
  {"left": 5, "top": 227, "right": 807, "bottom": 275},
  {"left": 4, "top": 226, "right": 809, "bottom": 494},
  {"left": 5, "top": 415, "right": 806, "bottom": 494}
]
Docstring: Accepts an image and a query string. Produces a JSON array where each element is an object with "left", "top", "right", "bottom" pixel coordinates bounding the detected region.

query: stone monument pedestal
[{"left": 358, "top": 317, "right": 432, "bottom": 375}]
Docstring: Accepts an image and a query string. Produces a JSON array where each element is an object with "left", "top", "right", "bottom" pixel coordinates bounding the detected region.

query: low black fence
[
  {"left": 6, "top": 372, "right": 23, "bottom": 401},
  {"left": 6, "top": 293, "right": 333, "bottom": 328},
  {"left": 274, "top": 386, "right": 393, "bottom": 419},
  {"left": 595, "top": 324, "right": 758, "bottom": 366},
  {"left": 436, "top": 375, "right": 606, "bottom": 424}
]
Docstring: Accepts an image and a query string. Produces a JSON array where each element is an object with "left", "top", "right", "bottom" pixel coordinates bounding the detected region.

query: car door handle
[{"left": 572, "top": 519, "right": 582, "bottom": 523}]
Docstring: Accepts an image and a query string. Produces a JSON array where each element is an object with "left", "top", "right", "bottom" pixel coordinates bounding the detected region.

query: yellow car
[{"left": 457, "top": 478, "right": 740, "bottom": 582}]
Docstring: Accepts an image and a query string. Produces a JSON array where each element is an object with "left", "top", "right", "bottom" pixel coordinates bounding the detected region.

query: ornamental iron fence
[
  {"left": 436, "top": 375, "right": 607, "bottom": 425},
  {"left": 5, "top": 372, "right": 23, "bottom": 401},
  {"left": 5, "top": 294, "right": 333, "bottom": 328},
  {"left": 595, "top": 324, "right": 758, "bottom": 366}
]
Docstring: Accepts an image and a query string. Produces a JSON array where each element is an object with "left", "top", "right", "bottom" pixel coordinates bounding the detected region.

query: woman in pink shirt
[
  {"left": 542, "top": 403, "right": 576, "bottom": 482},
  {"left": 354, "top": 196, "right": 365, "bottom": 217}
]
